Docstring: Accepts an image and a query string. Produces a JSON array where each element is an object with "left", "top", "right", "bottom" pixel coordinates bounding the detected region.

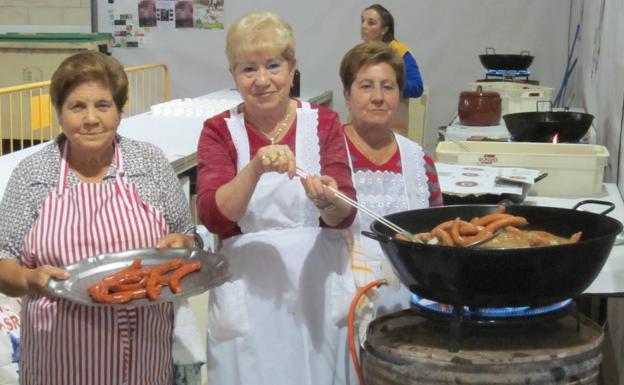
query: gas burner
[
  {"left": 476, "top": 78, "right": 540, "bottom": 85},
  {"left": 507, "top": 135, "right": 586, "bottom": 144},
  {"left": 410, "top": 294, "right": 577, "bottom": 352},
  {"left": 485, "top": 69, "right": 531, "bottom": 80},
  {"left": 412, "top": 294, "right": 573, "bottom": 319}
]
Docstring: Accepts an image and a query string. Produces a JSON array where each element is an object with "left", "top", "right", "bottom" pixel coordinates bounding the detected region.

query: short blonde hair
[
  {"left": 50, "top": 51, "right": 128, "bottom": 111},
  {"left": 226, "top": 12, "right": 295, "bottom": 68}
]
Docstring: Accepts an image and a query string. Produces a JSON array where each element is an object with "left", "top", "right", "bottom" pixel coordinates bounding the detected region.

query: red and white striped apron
[{"left": 19, "top": 142, "right": 174, "bottom": 385}]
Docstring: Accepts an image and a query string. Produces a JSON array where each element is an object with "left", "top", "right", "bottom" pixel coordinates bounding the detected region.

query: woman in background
[
  {"left": 196, "top": 11, "right": 357, "bottom": 385},
  {"left": 340, "top": 41, "right": 442, "bottom": 319},
  {"left": 361, "top": 3, "right": 424, "bottom": 98}
]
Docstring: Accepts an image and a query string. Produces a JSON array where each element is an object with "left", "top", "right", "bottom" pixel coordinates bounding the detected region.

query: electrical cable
[
  {"left": 554, "top": 24, "right": 580, "bottom": 107},
  {"left": 616, "top": 93, "right": 624, "bottom": 188},
  {"left": 347, "top": 279, "right": 388, "bottom": 385}
]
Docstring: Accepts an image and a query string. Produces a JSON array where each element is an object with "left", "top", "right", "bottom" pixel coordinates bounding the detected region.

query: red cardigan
[{"left": 196, "top": 101, "right": 357, "bottom": 239}]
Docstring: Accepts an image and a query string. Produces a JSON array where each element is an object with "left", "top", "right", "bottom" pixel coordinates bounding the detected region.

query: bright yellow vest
[{"left": 389, "top": 39, "right": 409, "bottom": 58}]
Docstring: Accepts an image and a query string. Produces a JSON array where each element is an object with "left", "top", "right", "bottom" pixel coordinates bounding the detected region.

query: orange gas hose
[{"left": 348, "top": 279, "right": 388, "bottom": 385}]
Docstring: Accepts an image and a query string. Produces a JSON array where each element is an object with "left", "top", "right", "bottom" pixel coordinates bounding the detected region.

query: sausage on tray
[
  {"left": 169, "top": 262, "right": 202, "bottom": 294},
  {"left": 88, "top": 258, "right": 201, "bottom": 304}
]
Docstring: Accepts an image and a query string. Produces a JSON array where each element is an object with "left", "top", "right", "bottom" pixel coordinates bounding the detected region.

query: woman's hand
[
  {"left": 253, "top": 144, "right": 296, "bottom": 179},
  {"left": 300, "top": 174, "right": 354, "bottom": 226},
  {"left": 25, "top": 265, "right": 69, "bottom": 297},
  {"left": 156, "top": 233, "right": 195, "bottom": 249},
  {"left": 215, "top": 144, "right": 297, "bottom": 223},
  {"left": 0, "top": 259, "right": 68, "bottom": 298},
  {"left": 300, "top": 174, "right": 339, "bottom": 210}
]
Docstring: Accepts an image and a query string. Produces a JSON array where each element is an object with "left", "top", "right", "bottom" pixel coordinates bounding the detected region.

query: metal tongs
[
  {"left": 295, "top": 168, "right": 416, "bottom": 241},
  {"left": 465, "top": 228, "right": 504, "bottom": 247}
]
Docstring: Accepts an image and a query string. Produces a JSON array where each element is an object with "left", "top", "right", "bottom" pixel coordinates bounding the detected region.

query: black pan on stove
[
  {"left": 478, "top": 48, "right": 534, "bottom": 71},
  {"left": 503, "top": 111, "right": 594, "bottom": 142},
  {"left": 363, "top": 201, "right": 622, "bottom": 308}
]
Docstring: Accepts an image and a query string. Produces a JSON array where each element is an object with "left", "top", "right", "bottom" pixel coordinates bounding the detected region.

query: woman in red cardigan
[{"left": 196, "top": 11, "right": 358, "bottom": 385}]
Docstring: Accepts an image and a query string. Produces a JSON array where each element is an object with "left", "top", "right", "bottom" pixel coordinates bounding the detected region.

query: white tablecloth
[{"left": 525, "top": 183, "right": 624, "bottom": 295}]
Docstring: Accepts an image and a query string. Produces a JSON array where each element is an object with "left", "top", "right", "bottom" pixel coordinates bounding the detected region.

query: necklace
[
  {"left": 258, "top": 103, "right": 292, "bottom": 145},
  {"left": 270, "top": 105, "right": 292, "bottom": 144},
  {"left": 347, "top": 126, "right": 396, "bottom": 165}
]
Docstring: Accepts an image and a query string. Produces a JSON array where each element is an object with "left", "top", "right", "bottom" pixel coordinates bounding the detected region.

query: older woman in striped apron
[{"left": 0, "top": 51, "right": 200, "bottom": 385}]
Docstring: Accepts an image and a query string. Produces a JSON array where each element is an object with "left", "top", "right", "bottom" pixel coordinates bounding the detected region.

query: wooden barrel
[{"left": 362, "top": 309, "right": 603, "bottom": 385}]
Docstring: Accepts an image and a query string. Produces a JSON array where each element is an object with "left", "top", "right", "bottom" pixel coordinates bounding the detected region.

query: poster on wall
[
  {"left": 156, "top": 0, "right": 175, "bottom": 29},
  {"left": 192, "top": 0, "right": 224, "bottom": 29},
  {"left": 138, "top": 0, "right": 156, "bottom": 27},
  {"left": 175, "top": 0, "right": 193, "bottom": 28},
  {"left": 107, "top": 0, "right": 224, "bottom": 48},
  {"left": 112, "top": 12, "right": 145, "bottom": 48}
]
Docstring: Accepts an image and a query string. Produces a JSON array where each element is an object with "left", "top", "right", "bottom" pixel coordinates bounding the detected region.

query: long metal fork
[{"left": 295, "top": 168, "right": 416, "bottom": 241}]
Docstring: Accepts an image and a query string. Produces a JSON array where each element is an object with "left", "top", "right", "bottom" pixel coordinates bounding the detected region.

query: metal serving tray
[{"left": 46, "top": 248, "right": 229, "bottom": 307}]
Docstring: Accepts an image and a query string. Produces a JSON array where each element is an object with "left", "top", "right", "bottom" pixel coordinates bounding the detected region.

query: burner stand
[
  {"left": 485, "top": 69, "right": 531, "bottom": 81},
  {"left": 362, "top": 309, "right": 603, "bottom": 385},
  {"left": 410, "top": 300, "right": 577, "bottom": 352}
]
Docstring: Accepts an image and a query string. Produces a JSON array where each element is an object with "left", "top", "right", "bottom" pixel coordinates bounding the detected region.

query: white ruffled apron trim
[
  {"left": 346, "top": 133, "right": 429, "bottom": 343},
  {"left": 208, "top": 102, "right": 356, "bottom": 385},
  {"left": 224, "top": 101, "right": 321, "bottom": 231},
  {"left": 348, "top": 132, "right": 429, "bottom": 286}
]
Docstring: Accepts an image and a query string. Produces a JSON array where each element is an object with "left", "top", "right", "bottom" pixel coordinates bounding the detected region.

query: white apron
[
  {"left": 20, "top": 142, "right": 174, "bottom": 385},
  {"left": 206, "top": 102, "right": 357, "bottom": 385},
  {"left": 348, "top": 133, "right": 429, "bottom": 315}
]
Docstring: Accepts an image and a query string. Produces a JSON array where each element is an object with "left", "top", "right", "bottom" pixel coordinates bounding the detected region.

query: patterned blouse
[{"left": 0, "top": 135, "right": 195, "bottom": 261}]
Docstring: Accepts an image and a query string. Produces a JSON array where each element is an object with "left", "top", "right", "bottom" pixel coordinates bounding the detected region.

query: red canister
[{"left": 458, "top": 86, "right": 502, "bottom": 126}]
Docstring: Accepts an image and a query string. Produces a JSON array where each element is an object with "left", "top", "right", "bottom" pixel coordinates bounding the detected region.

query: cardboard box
[
  {"left": 435, "top": 141, "right": 609, "bottom": 197},
  {"left": 0, "top": 33, "right": 113, "bottom": 87}
]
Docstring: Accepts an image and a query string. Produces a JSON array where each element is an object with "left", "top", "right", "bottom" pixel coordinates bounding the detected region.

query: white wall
[
  {"left": 566, "top": 0, "right": 624, "bottom": 185},
  {"left": 564, "top": 1, "right": 624, "bottom": 383},
  {"left": 99, "top": 0, "right": 571, "bottom": 150}
]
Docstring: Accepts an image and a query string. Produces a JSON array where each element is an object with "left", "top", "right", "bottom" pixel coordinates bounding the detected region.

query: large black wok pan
[
  {"left": 478, "top": 48, "right": 534, "bottom": 71},
  {"left": 363, "top": 201, "right": 621, "bottom": 308},
  {"left": 503, "top": 111, "right": 594, "bottom": 142}
]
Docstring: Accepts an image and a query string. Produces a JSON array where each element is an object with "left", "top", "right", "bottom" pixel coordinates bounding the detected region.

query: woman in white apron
[
  {"left": 0, "top": 51, "right": 201, "bottom": 385},
  {"left": 339, "top": 42, "right": 443, "bottom": 323},
  {"left": 196, "top": 12, "right": 358, "bottom": 385}
]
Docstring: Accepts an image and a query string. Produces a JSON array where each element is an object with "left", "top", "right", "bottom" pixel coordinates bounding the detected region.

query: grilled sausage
[{"left": 169, "top": 262, "right": 201, "bottom": 294}]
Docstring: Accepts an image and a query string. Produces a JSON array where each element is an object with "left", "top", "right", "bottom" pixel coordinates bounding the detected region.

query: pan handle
[
  {"left": 572, "top": 200, "right": 615, "bottom": 215},
  {"left": 536, "top": 100, "right": 553, "bottom": 112},
  {"left": 535, "top": 172, "right": 548, "bottom": 183},
  {"left": 485, "top": 47, "right": 495, "bottom": 54},
  {"left": 361, "top": 231, "right": 392, "bottom": 244},
  {"left": 496, "top": 198, "right": 517, "bottom": 207}
]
